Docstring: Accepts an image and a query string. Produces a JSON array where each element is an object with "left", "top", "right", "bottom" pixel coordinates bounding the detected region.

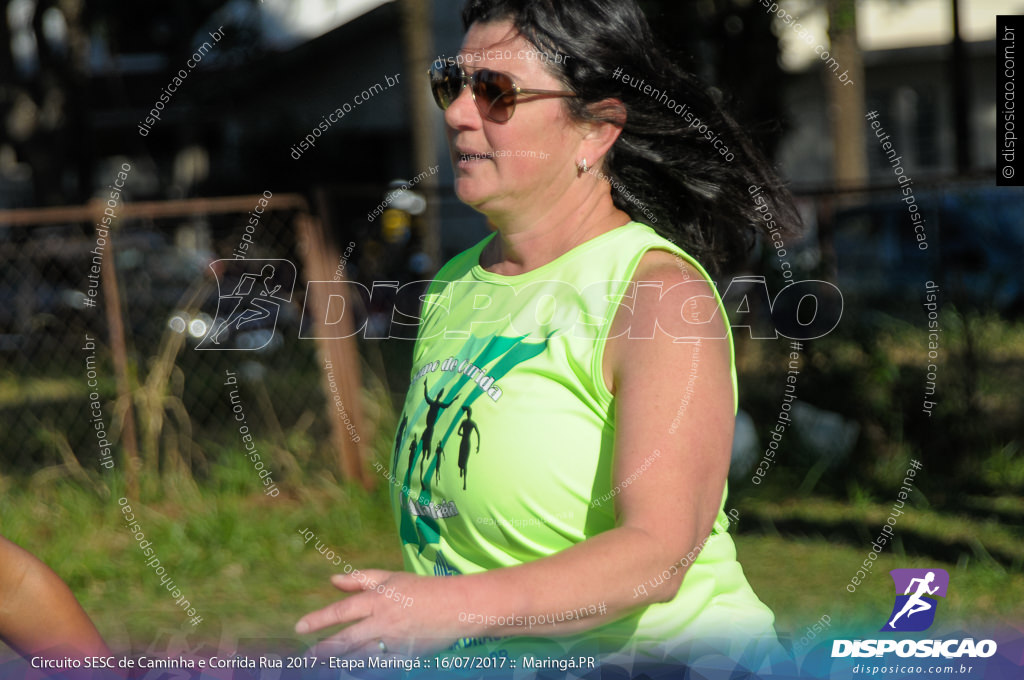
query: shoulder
[
  {"left": 613, "top": 225, "right": 722, "bottom": 309},
  {"left": 633, "top": 248, "right": 695, "bottom": 285},
  {"left": 602, "top": 247, "right": 730, "bottom": 395},
  {"left": 623, "top": 247, "right": 726, "bottom": 339}
]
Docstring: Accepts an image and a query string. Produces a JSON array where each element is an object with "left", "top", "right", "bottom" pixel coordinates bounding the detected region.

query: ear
[{"left": 577, "top": 98, "right": 627, "bottom": 168}]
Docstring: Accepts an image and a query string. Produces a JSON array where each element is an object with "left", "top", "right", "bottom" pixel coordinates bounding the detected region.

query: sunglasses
[{"left": 428, "top": 61, "right": 576, "bottom": 123}]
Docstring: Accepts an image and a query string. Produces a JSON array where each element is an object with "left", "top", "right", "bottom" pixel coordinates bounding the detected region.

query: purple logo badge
[{"left": 882, "top": 568, "right": 949, "bottom": 632}]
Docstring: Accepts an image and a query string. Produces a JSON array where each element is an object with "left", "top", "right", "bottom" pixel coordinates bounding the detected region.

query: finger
[
  {"left": 329, "top": 574, "right": 370, "bottom": 593},
  {"left": 295, "top": 594, "right": 372, "bottom": 635},
  {"left": 330, "top": 569, "right": 392, "bottom": 592}
]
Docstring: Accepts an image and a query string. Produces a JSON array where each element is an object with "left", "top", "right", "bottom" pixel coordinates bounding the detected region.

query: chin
[{"left": 453, "top": 178, "right": 492, "bottom": 207}]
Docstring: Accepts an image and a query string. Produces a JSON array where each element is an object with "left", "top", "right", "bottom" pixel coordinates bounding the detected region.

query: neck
[{"left": 479, "top": 181, "right": 632, "bottom": 275}]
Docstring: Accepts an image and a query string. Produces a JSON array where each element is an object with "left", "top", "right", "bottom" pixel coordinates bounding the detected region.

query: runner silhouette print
[
  {"left": 421, "top": 379, "right": 459, "bottom": 483},
  {"left": 433, "top": 443, "right": 445, "bottom": 483},
  {"left": 457, "top": 406, "right": 481, "bottom": 491},
  {"left": 393, "top": 413, "right": 408, "bottom": 472},
  {"left": 408, "top": 433, "right": 419, "bottom": 482}
]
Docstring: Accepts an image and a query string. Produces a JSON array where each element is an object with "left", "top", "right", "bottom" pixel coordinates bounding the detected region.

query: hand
[{"left": 295, "top": 569, "right": 463, "bottom": 658}]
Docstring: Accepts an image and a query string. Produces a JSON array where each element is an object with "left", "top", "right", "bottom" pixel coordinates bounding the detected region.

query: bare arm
[{"left": 0, "top": 536, "right": 109, "bottom": 658}]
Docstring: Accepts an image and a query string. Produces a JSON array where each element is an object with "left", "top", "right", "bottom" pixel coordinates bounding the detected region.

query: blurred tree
[
  {"left": 0, "top": 0, "right": 254, "bottom": 206},
  {"left": 86, "top": 0, "right": 263, "bottom": 67},
  {"left": 638, "top": 0, "right": 791, "bottom": 159},
  {"left": 0, "top": 0, "right": 93, "bottom": 205}
]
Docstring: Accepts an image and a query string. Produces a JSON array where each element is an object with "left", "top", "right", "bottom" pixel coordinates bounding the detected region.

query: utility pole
[{"left": 950, "top": 0, "right": 971, "bottom": 175}]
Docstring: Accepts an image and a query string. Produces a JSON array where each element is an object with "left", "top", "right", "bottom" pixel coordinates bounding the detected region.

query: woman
[{"left": 297, "top": 0, "right": 798, "bottom": 672}]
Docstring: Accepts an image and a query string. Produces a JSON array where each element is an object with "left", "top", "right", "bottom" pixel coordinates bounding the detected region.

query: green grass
[
  {"left": 2, "top": 465, "right": 1020, "bottom": 654},
  {"left": 0, "top": 459, "right": 404, "bottom": 652},
  {"left": 734, "top": 495, "right": 1024, "bottom": 569},
  {"left": 737, "top": 534, "right": 1024, "bottom": 637},
  {"left": 0, "top": 376, "right": 83, "bottom": 407}
]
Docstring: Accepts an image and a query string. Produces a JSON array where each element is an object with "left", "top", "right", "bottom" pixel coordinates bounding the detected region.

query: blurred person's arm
[{"left": 0, "top": 536, "right": 109, "bottom": 658}]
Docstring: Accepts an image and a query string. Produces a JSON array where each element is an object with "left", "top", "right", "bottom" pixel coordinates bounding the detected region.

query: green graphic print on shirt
[{"left": 392, "top": 333, "right": 550, "bottom": 553}]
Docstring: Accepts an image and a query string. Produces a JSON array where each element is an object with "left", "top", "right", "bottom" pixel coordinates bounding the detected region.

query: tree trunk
[{"left": 826, "top": 0, "right": 868, "bottom": 194}]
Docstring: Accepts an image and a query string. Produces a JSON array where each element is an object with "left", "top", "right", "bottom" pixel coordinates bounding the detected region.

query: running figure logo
[
  {"left": 198, "top": 259, "right": 296, "bottom": 351},
  {"left": 882, "top": 568, "right": 949, "bottom": 632},
  {"left": 419, "top": 379, "right": 458, "bottom": 484}
]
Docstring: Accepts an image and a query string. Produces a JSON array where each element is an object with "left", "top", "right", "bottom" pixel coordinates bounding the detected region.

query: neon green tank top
[{"left": 388, "top": 222, "right": 776, "bottom": 663}]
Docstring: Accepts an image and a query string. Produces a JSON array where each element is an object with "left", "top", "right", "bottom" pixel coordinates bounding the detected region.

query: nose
[{"left": 444, "top": 80, "right": 481, "bottom": 130}]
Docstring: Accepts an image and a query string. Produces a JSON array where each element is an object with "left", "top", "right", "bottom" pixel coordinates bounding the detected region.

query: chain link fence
[{"left": 0, "top": 194, "right": 392, "bottom": 494}]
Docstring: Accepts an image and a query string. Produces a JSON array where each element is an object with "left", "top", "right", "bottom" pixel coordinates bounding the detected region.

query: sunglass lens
[
  {"left": 430, "top": 63, "right": 461, "bottom": 109},
  {"left": 474, "top": 70, "right": 516, "bottom": 122}
]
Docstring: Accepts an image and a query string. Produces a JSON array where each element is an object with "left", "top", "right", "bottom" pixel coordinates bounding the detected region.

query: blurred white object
[
  {"left": 730, "top": 409, "right": 759, "bottom": 478},
  {"left": 793, "top": 401, "right": 860, "bottom": 462}
]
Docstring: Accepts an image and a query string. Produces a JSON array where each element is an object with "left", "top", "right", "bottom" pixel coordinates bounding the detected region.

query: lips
[{"left": 458, "top": 151, "right": 494, "bottom": 162}]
